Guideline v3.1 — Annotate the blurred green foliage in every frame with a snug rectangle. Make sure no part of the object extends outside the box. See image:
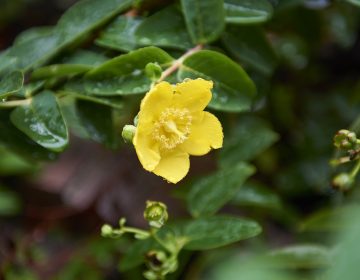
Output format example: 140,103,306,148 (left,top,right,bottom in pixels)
1,0,360,279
